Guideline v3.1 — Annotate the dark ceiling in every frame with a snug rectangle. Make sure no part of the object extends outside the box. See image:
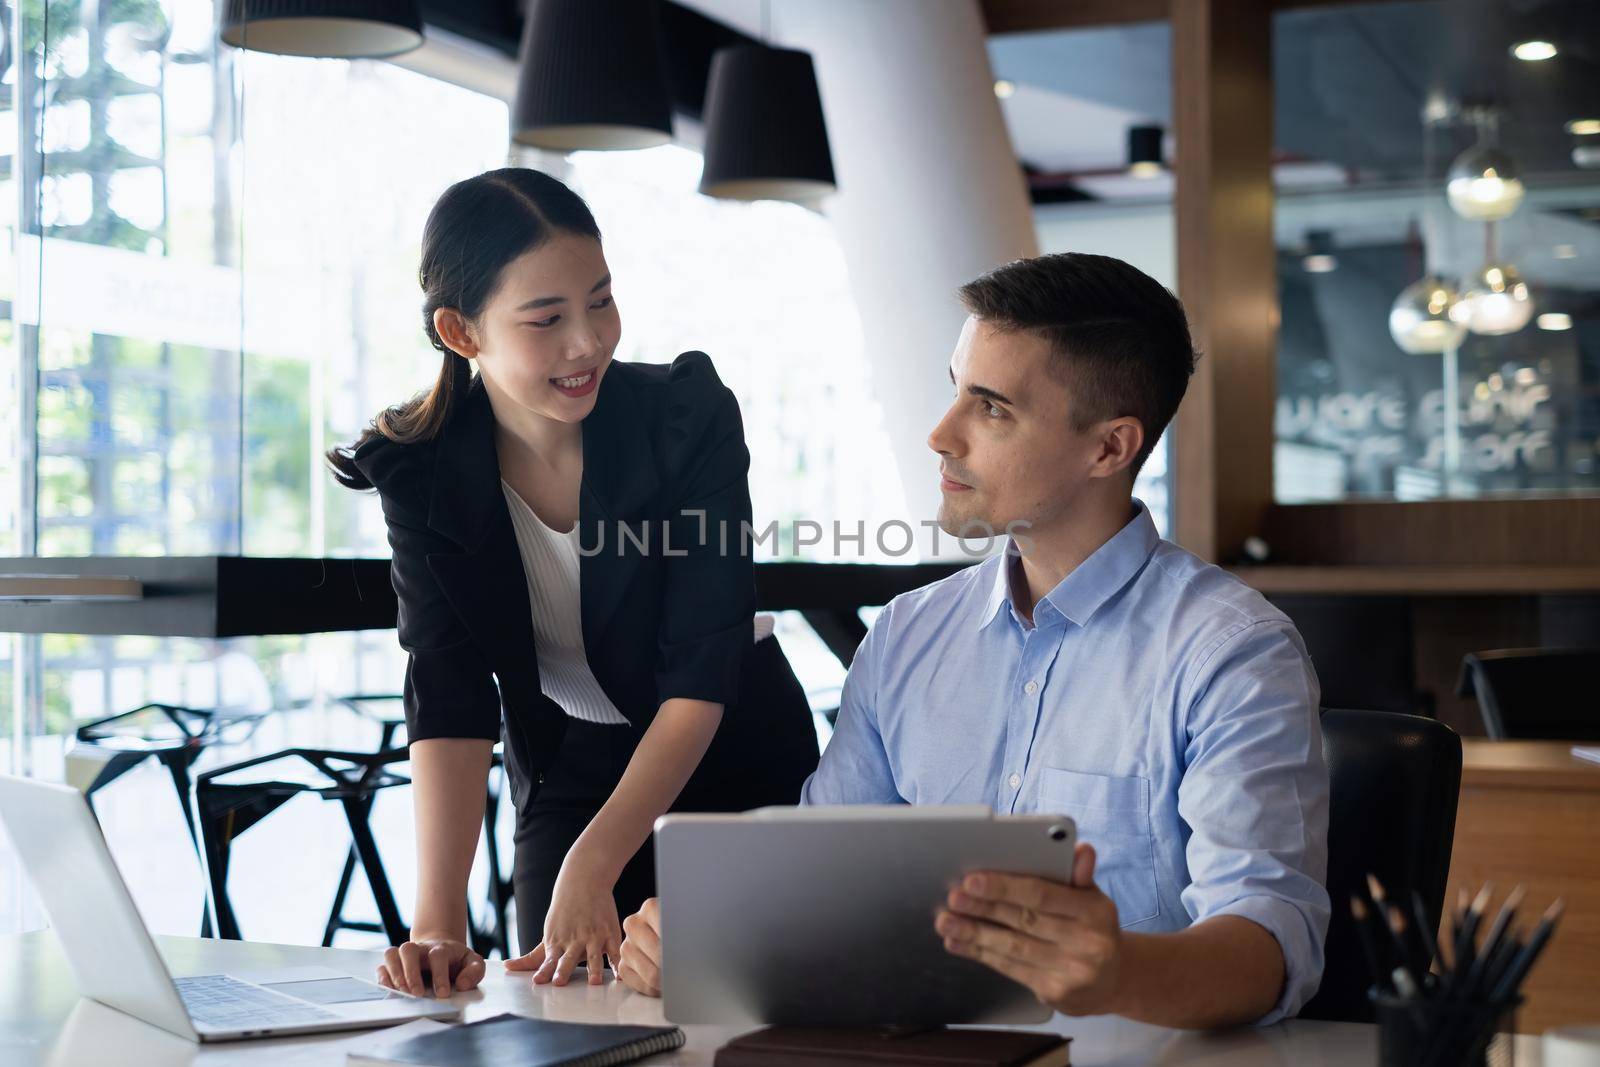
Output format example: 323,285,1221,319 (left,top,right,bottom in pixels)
989,0,1600,186
422,1,1600,196
418,0,756,122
